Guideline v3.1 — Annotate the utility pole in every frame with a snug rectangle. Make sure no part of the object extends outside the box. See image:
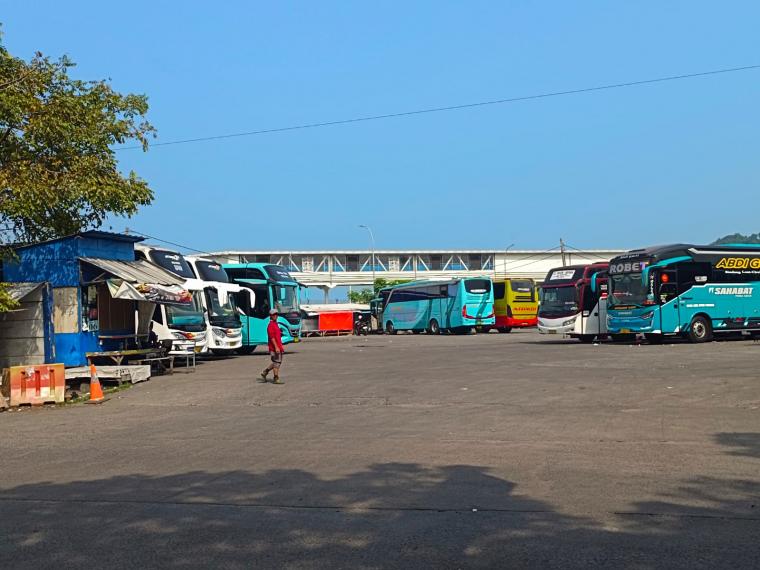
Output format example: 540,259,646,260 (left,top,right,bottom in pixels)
560,238,567,266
